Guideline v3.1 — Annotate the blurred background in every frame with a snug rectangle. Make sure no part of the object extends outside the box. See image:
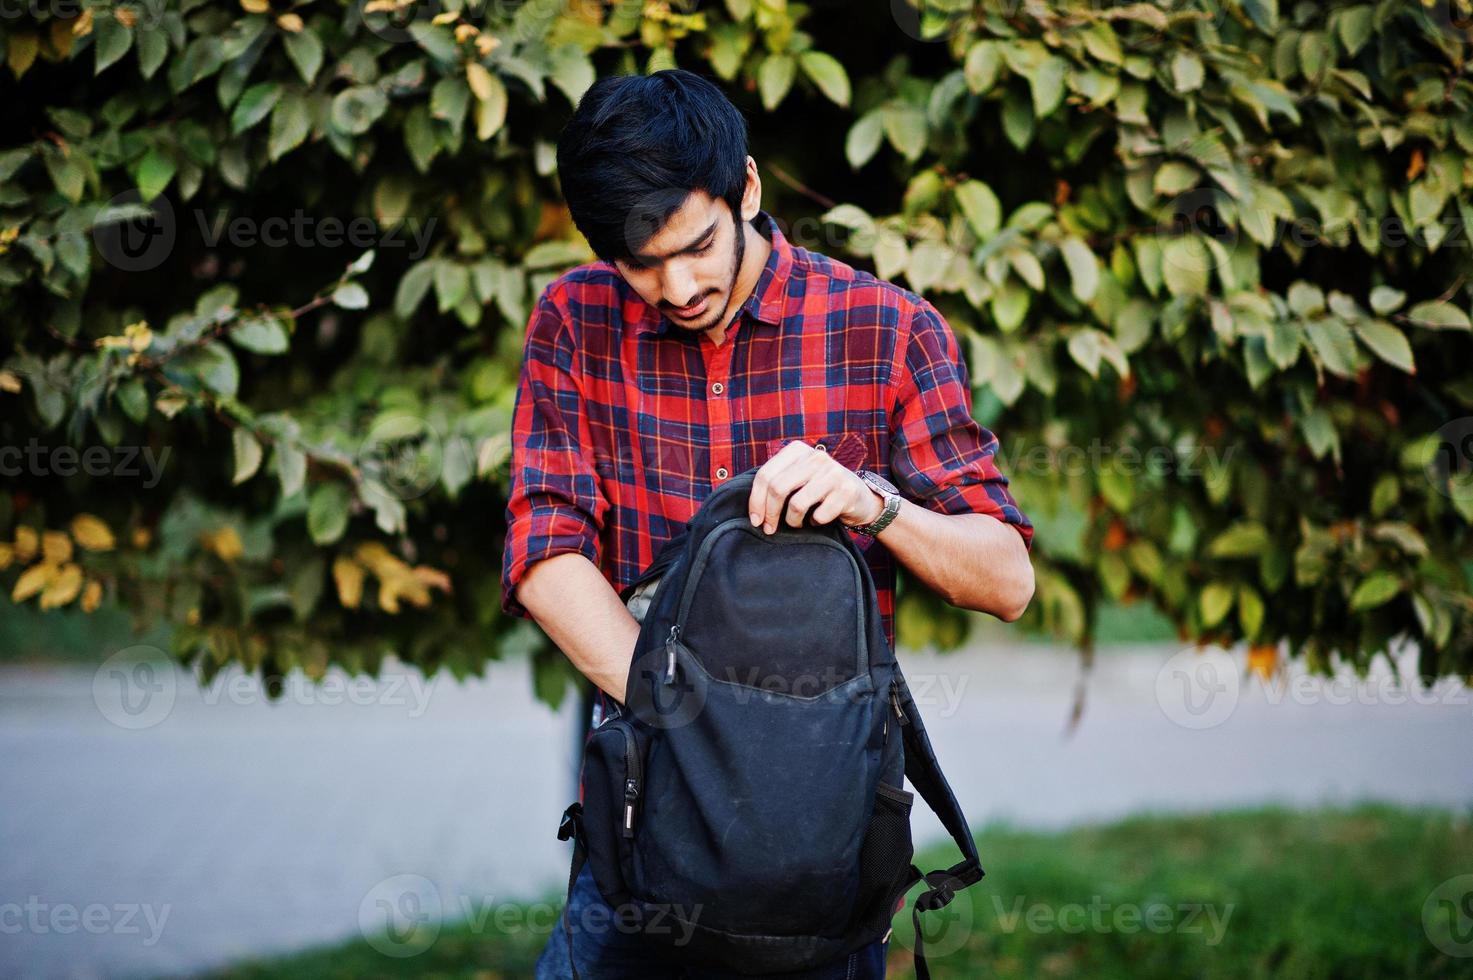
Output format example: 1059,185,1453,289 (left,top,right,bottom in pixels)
2,0,1472,977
